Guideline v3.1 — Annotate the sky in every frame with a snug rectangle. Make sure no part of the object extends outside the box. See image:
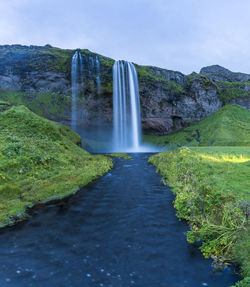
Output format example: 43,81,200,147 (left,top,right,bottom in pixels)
0,0,249,74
